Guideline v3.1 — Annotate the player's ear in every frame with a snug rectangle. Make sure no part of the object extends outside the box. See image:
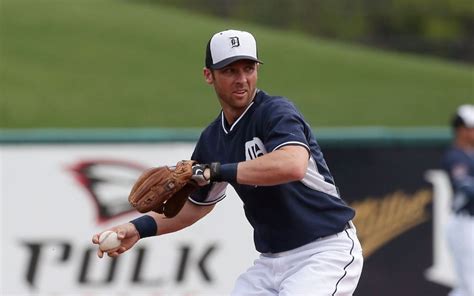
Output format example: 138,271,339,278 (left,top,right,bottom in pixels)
203,68,214,85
